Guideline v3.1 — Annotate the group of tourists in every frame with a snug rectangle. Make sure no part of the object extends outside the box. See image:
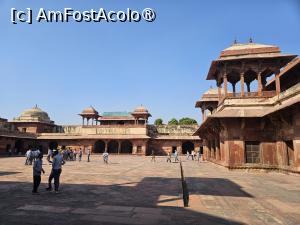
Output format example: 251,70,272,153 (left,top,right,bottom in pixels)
25,149,41,165
27,147,111,194
150,149,203,163
186,150,202,161
166,150,180,163
32,149,65,194
54,148,82,161
27,146,203,194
